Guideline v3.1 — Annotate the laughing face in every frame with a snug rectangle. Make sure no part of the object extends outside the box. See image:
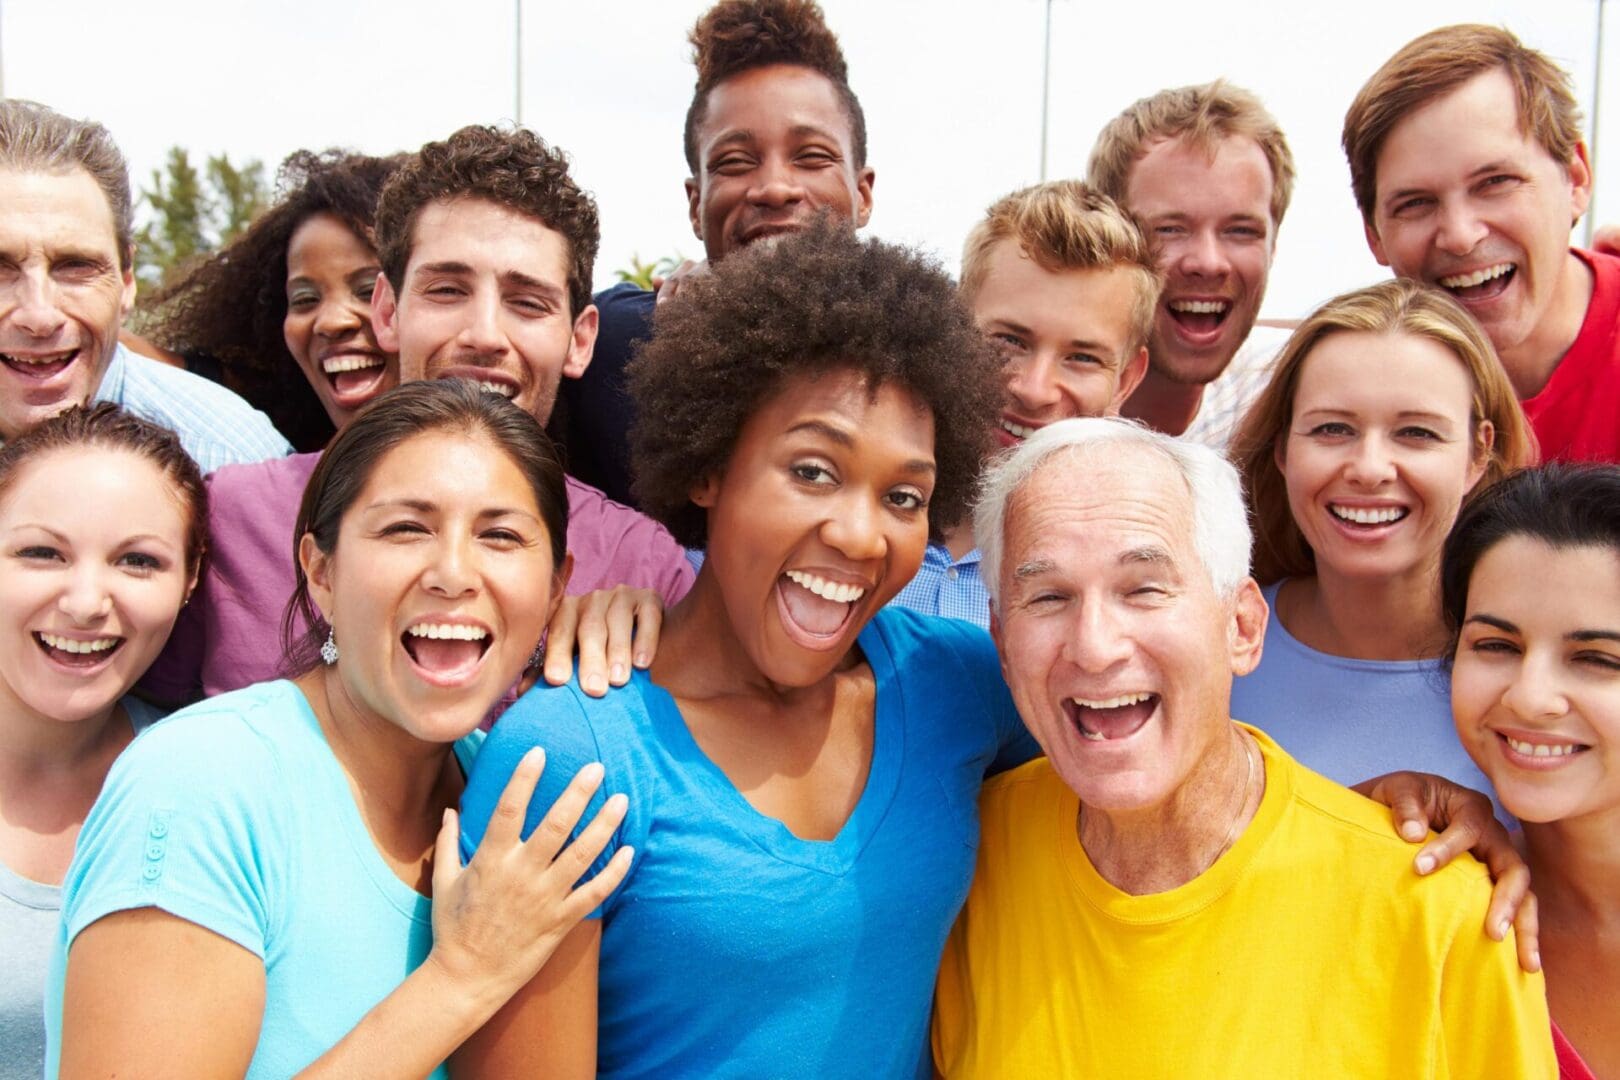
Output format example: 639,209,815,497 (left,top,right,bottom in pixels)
1278,330,1489,586
1124,135,1275,387
990,448,1266,810
1366,70,1592,384
971,239,1149,448
0,168,135,441
376,197,597,425
302,428,562,743
284,213,397,427
1452,537,1620,825
0,447,193,724
694,368,934,689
